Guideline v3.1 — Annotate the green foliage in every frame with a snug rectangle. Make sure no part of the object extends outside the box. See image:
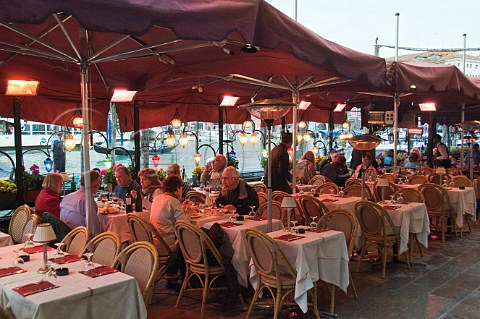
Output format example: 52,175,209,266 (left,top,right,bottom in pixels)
23,172,44,191
228,154,239,169
450,146,461,159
